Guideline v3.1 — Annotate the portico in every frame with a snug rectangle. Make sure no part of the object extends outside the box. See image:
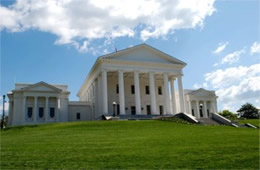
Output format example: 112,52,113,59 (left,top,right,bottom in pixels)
185,88,218,118
78,44,188,117
98,70,185,116
7,81,70,126
22,95,60,122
